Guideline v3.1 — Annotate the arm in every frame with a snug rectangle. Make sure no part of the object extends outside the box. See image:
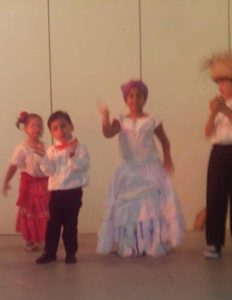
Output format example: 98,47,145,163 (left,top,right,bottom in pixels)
218,103,232,121
37,155,56,176
205,111,217,138
155,124,174,175
69,144,90,172
205,96,226,138
2,164,18,196
97,104,120,138
33,146,56,176
33,144,56,176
